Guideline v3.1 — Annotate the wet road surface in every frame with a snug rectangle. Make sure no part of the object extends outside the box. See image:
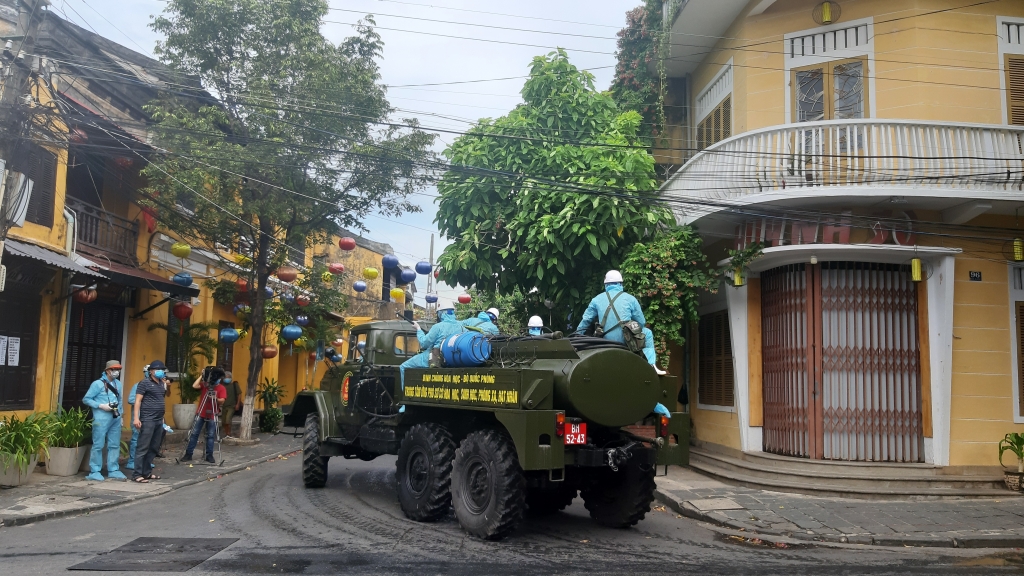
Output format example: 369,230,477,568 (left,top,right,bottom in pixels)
2,454,1021,575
